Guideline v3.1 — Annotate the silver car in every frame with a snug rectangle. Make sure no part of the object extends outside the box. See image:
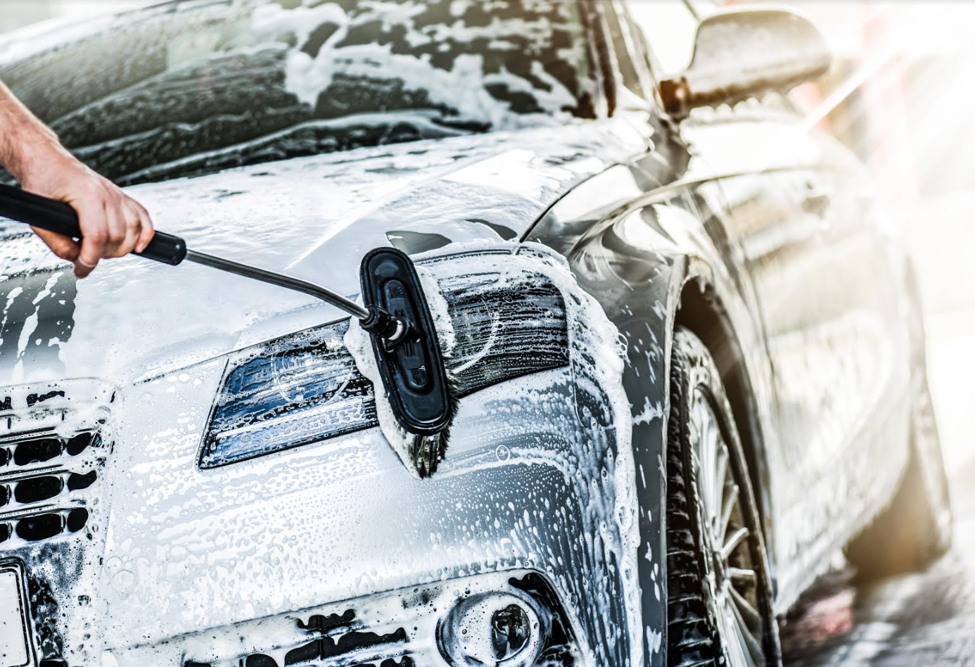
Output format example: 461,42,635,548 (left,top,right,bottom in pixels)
0,2,951,667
